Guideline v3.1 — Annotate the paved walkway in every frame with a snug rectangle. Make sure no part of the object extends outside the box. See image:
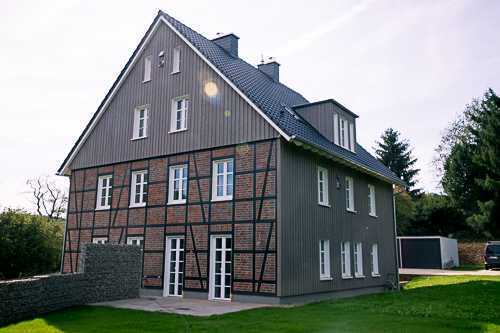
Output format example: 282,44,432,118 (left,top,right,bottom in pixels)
93,297,271,316
399,268,500,276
